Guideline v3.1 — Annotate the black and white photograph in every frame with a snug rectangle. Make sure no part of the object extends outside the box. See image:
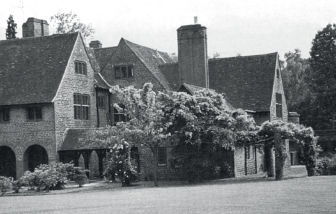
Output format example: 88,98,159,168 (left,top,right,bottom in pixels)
1,0,336,213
